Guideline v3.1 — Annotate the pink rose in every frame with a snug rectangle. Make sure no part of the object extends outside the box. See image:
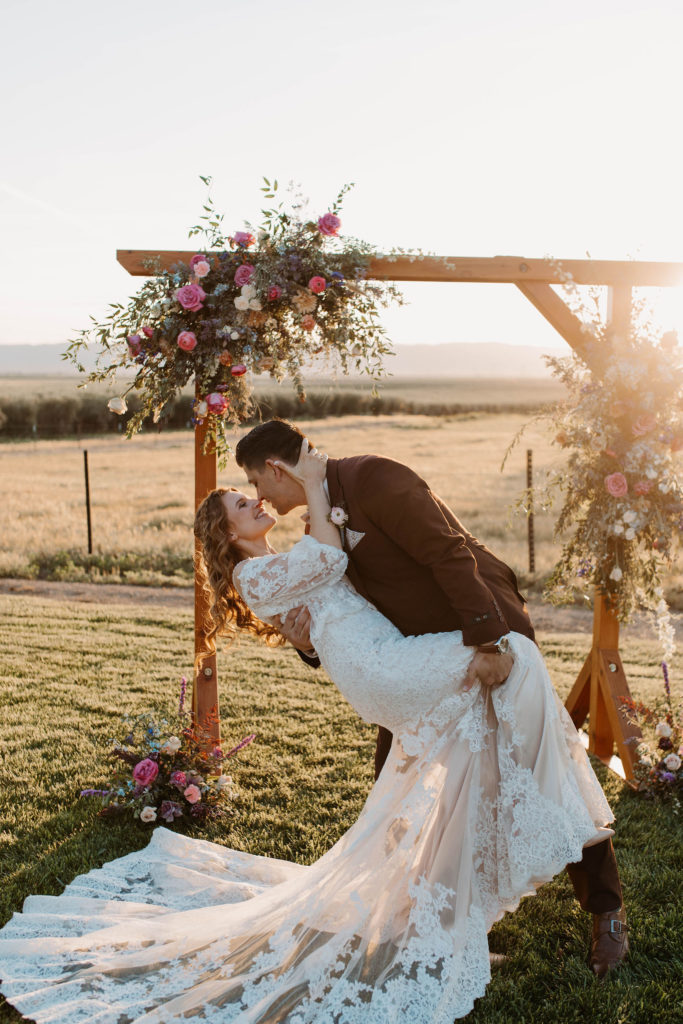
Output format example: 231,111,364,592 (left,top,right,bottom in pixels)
127,334,142,356
301,314,316,331
632,413,657,437
309,276,326,294
232,231,255,248
175,282,206,311
317,212,341,236
230,363,247,377
206,392,228,415
132,758,159,787
183,784,201,804
634,479,654,495
141,326,154,339
193,260,210,279
234,264,255,287
177,331,198,352
605,472,628,497
170,770,187,789
189,253,208,269
268,285,283,301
